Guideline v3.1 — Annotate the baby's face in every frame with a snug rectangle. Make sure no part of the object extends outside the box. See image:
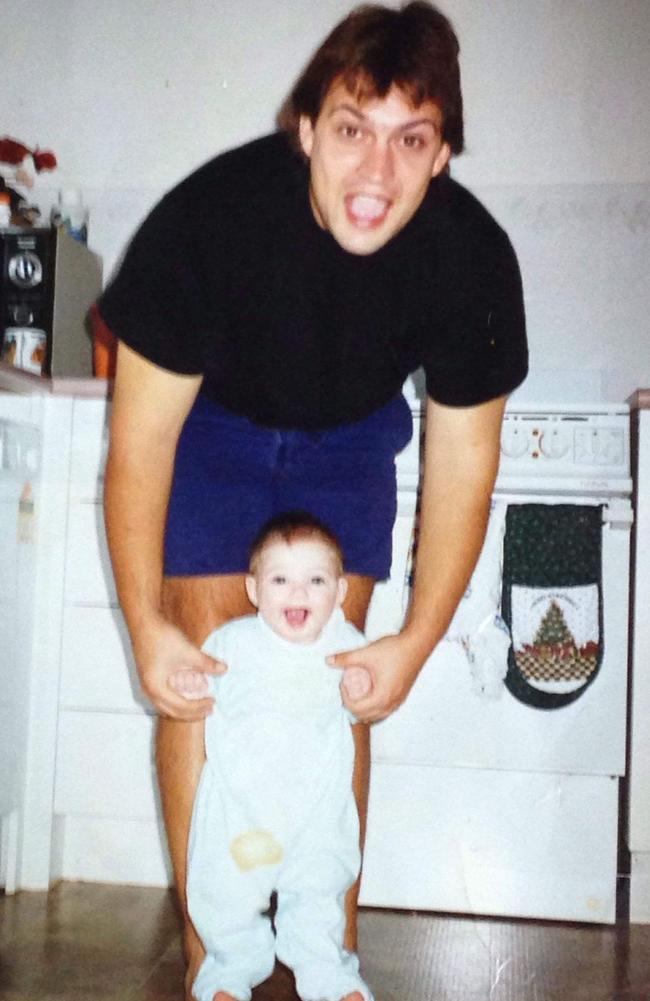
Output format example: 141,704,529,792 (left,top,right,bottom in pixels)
246,538,347,644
